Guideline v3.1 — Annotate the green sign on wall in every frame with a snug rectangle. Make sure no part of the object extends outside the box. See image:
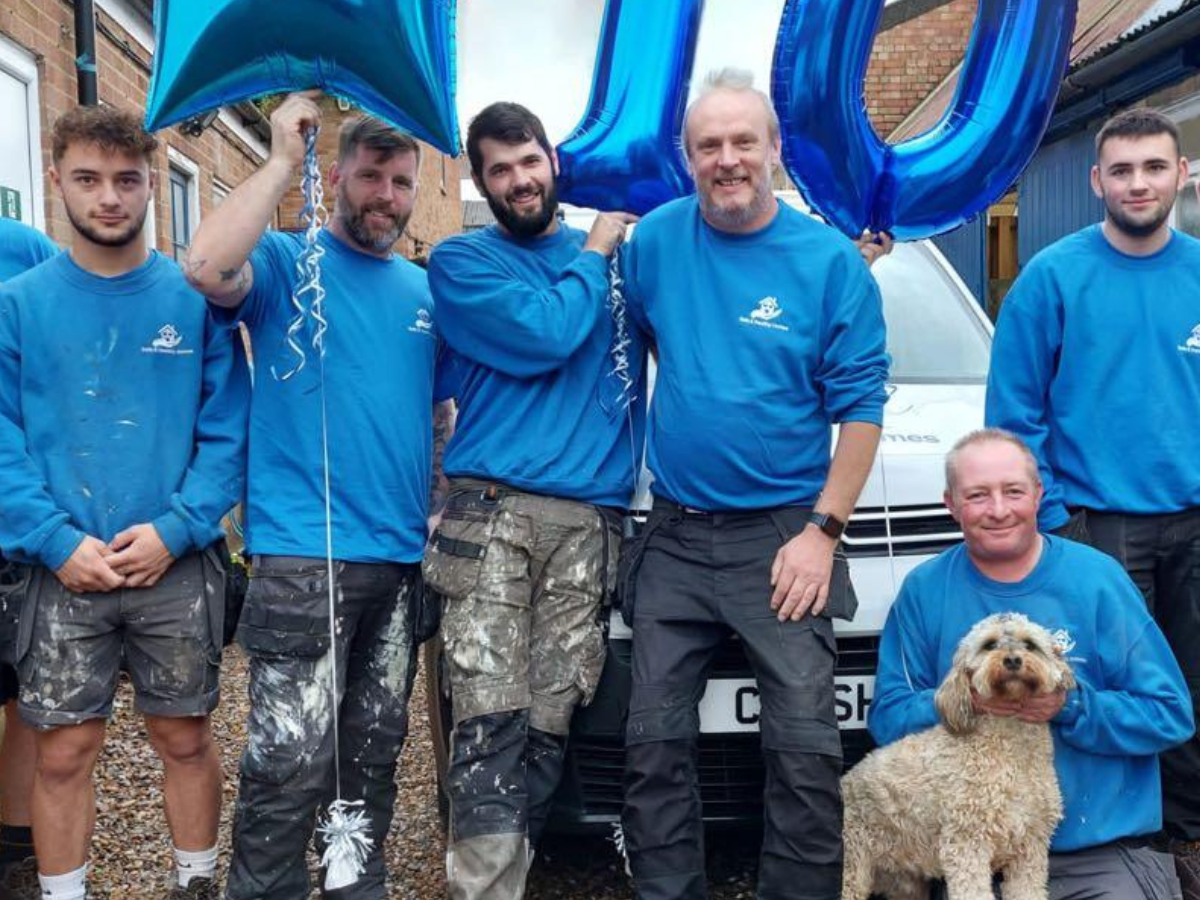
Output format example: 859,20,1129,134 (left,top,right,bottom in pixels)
0,187,21,221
